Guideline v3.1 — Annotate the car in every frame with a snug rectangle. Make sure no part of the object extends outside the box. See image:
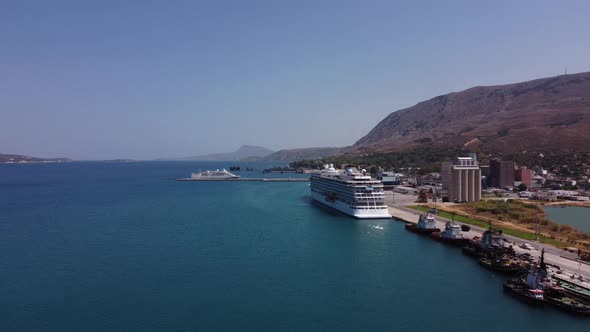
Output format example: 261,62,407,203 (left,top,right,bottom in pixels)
520,243,534,250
